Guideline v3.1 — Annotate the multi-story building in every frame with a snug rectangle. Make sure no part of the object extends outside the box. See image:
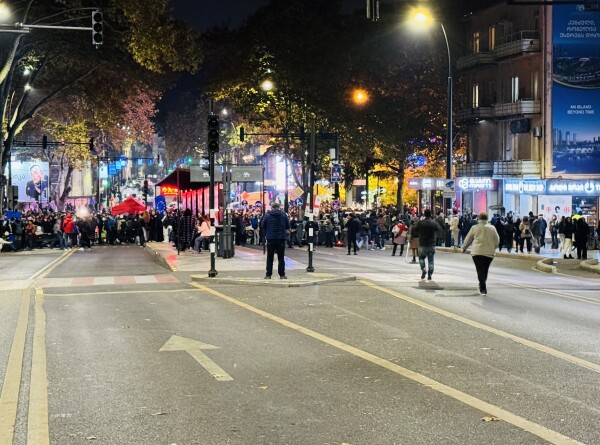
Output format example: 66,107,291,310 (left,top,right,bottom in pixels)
456,0,600,230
